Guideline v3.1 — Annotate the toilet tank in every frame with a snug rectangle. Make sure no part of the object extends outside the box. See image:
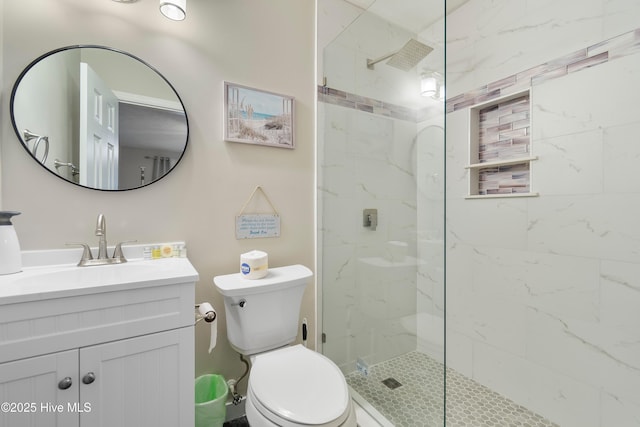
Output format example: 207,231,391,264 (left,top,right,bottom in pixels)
213,265,312,355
